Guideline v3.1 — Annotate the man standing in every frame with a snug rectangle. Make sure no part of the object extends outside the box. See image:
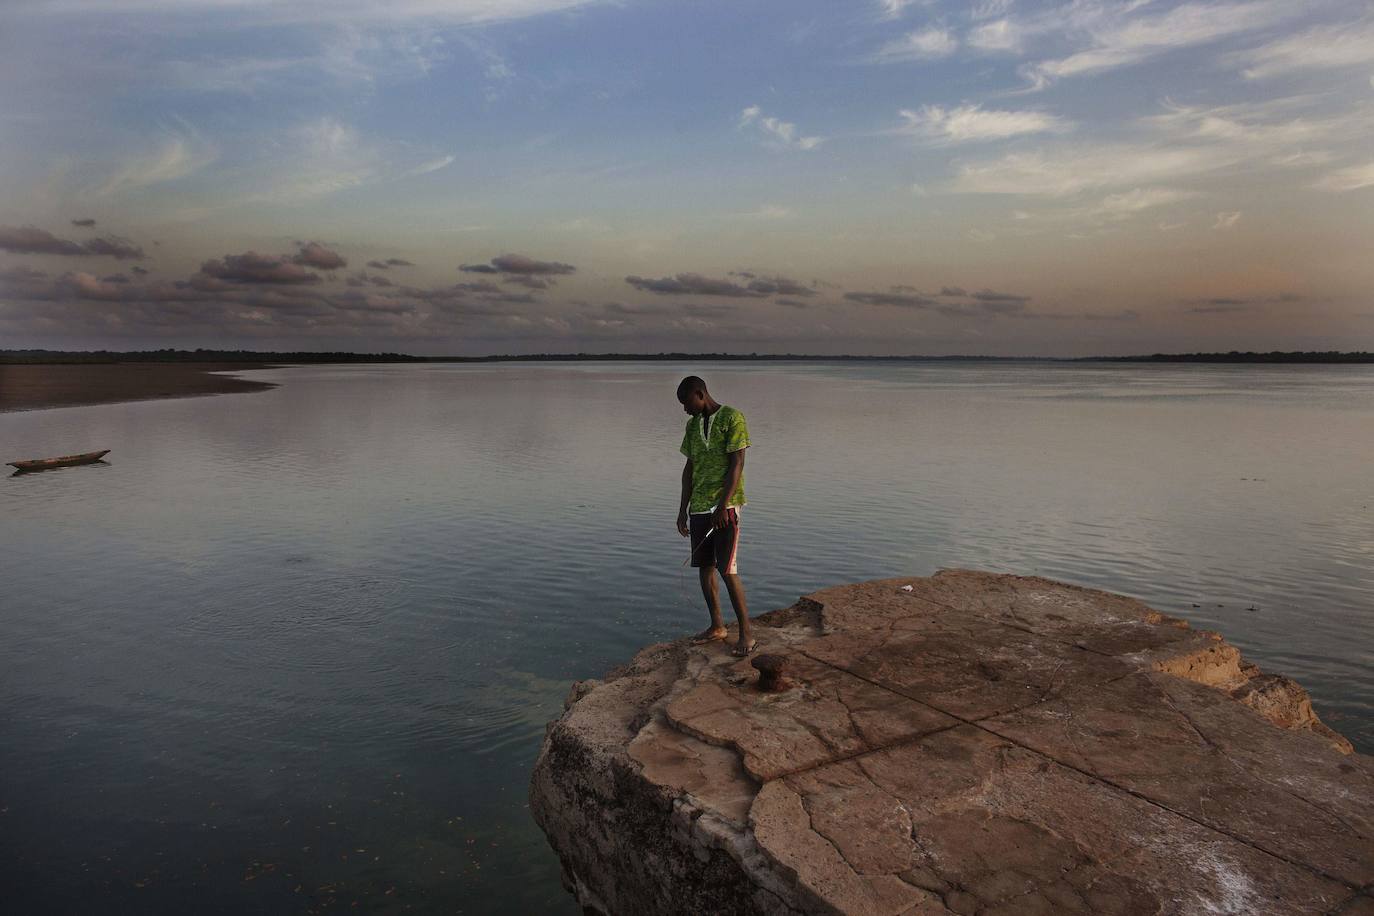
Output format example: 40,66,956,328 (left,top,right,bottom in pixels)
675,376,754,657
